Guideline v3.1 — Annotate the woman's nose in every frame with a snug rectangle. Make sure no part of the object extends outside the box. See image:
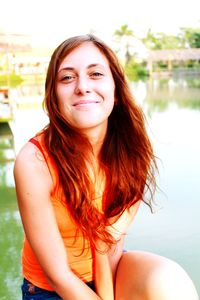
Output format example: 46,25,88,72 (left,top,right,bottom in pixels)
74,77,91,95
